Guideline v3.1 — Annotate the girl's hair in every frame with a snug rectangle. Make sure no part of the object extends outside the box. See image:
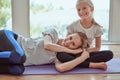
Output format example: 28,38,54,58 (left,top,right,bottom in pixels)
76,0,102,27
76,0,94,8
77,32,90,49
